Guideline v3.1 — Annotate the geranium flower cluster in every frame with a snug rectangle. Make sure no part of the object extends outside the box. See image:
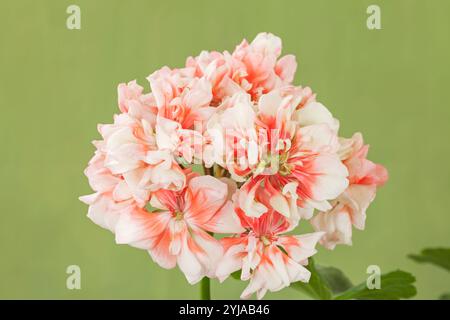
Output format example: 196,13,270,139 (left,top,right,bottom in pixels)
80,33,388,299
